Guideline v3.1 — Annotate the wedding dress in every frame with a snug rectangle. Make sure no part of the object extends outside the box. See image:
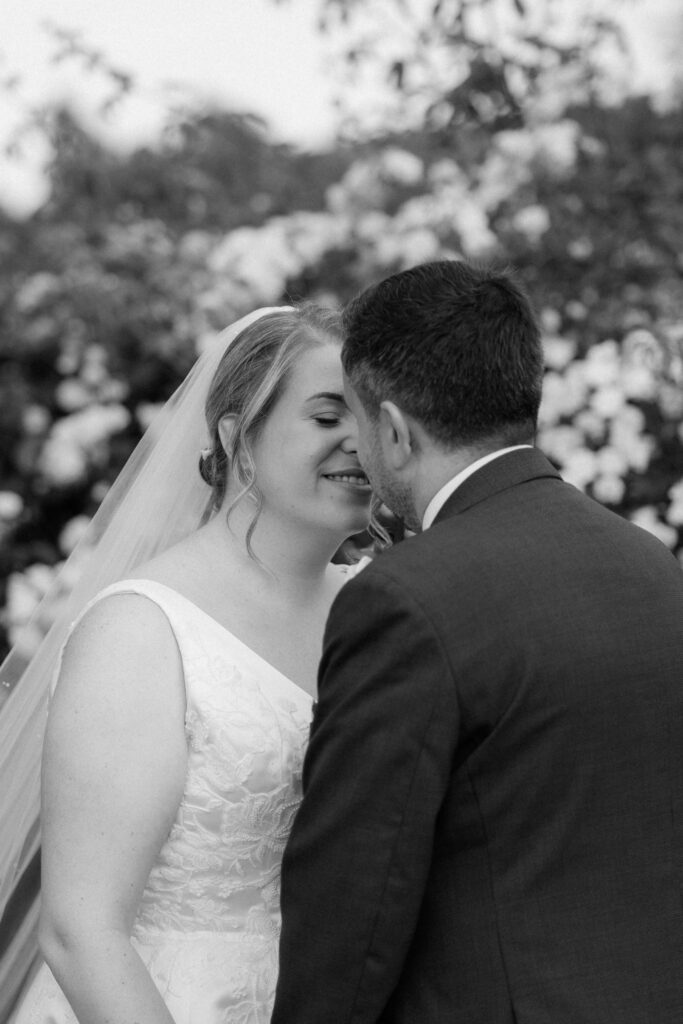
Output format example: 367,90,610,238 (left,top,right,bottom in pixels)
13,576,315,1024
